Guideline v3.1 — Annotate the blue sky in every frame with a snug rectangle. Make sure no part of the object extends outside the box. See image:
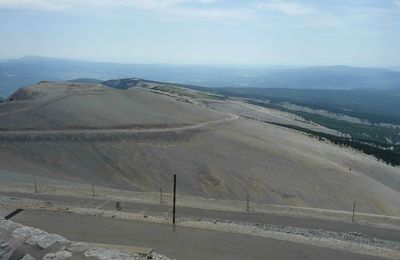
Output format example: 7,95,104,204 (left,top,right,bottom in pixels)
0,0,399,67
